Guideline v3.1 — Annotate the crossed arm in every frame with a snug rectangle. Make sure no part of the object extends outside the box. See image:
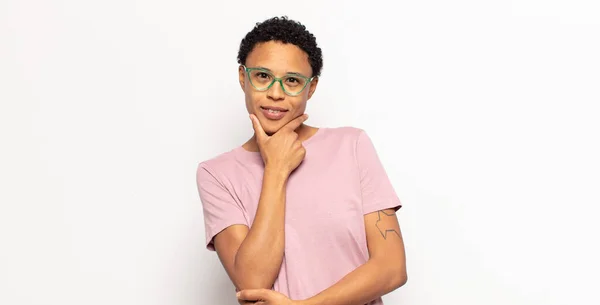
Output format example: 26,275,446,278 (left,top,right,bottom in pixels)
300,208,407,305
214,205,407,305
